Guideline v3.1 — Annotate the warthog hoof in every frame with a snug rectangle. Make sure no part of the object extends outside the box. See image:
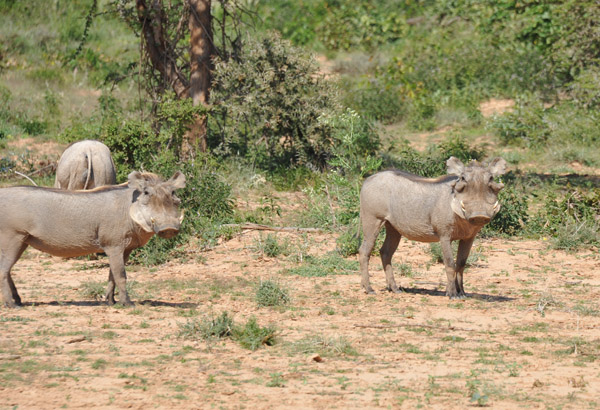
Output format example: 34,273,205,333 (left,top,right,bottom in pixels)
448,294,465,300
3,301,23,309
363,287,376,295
387,286,404,294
